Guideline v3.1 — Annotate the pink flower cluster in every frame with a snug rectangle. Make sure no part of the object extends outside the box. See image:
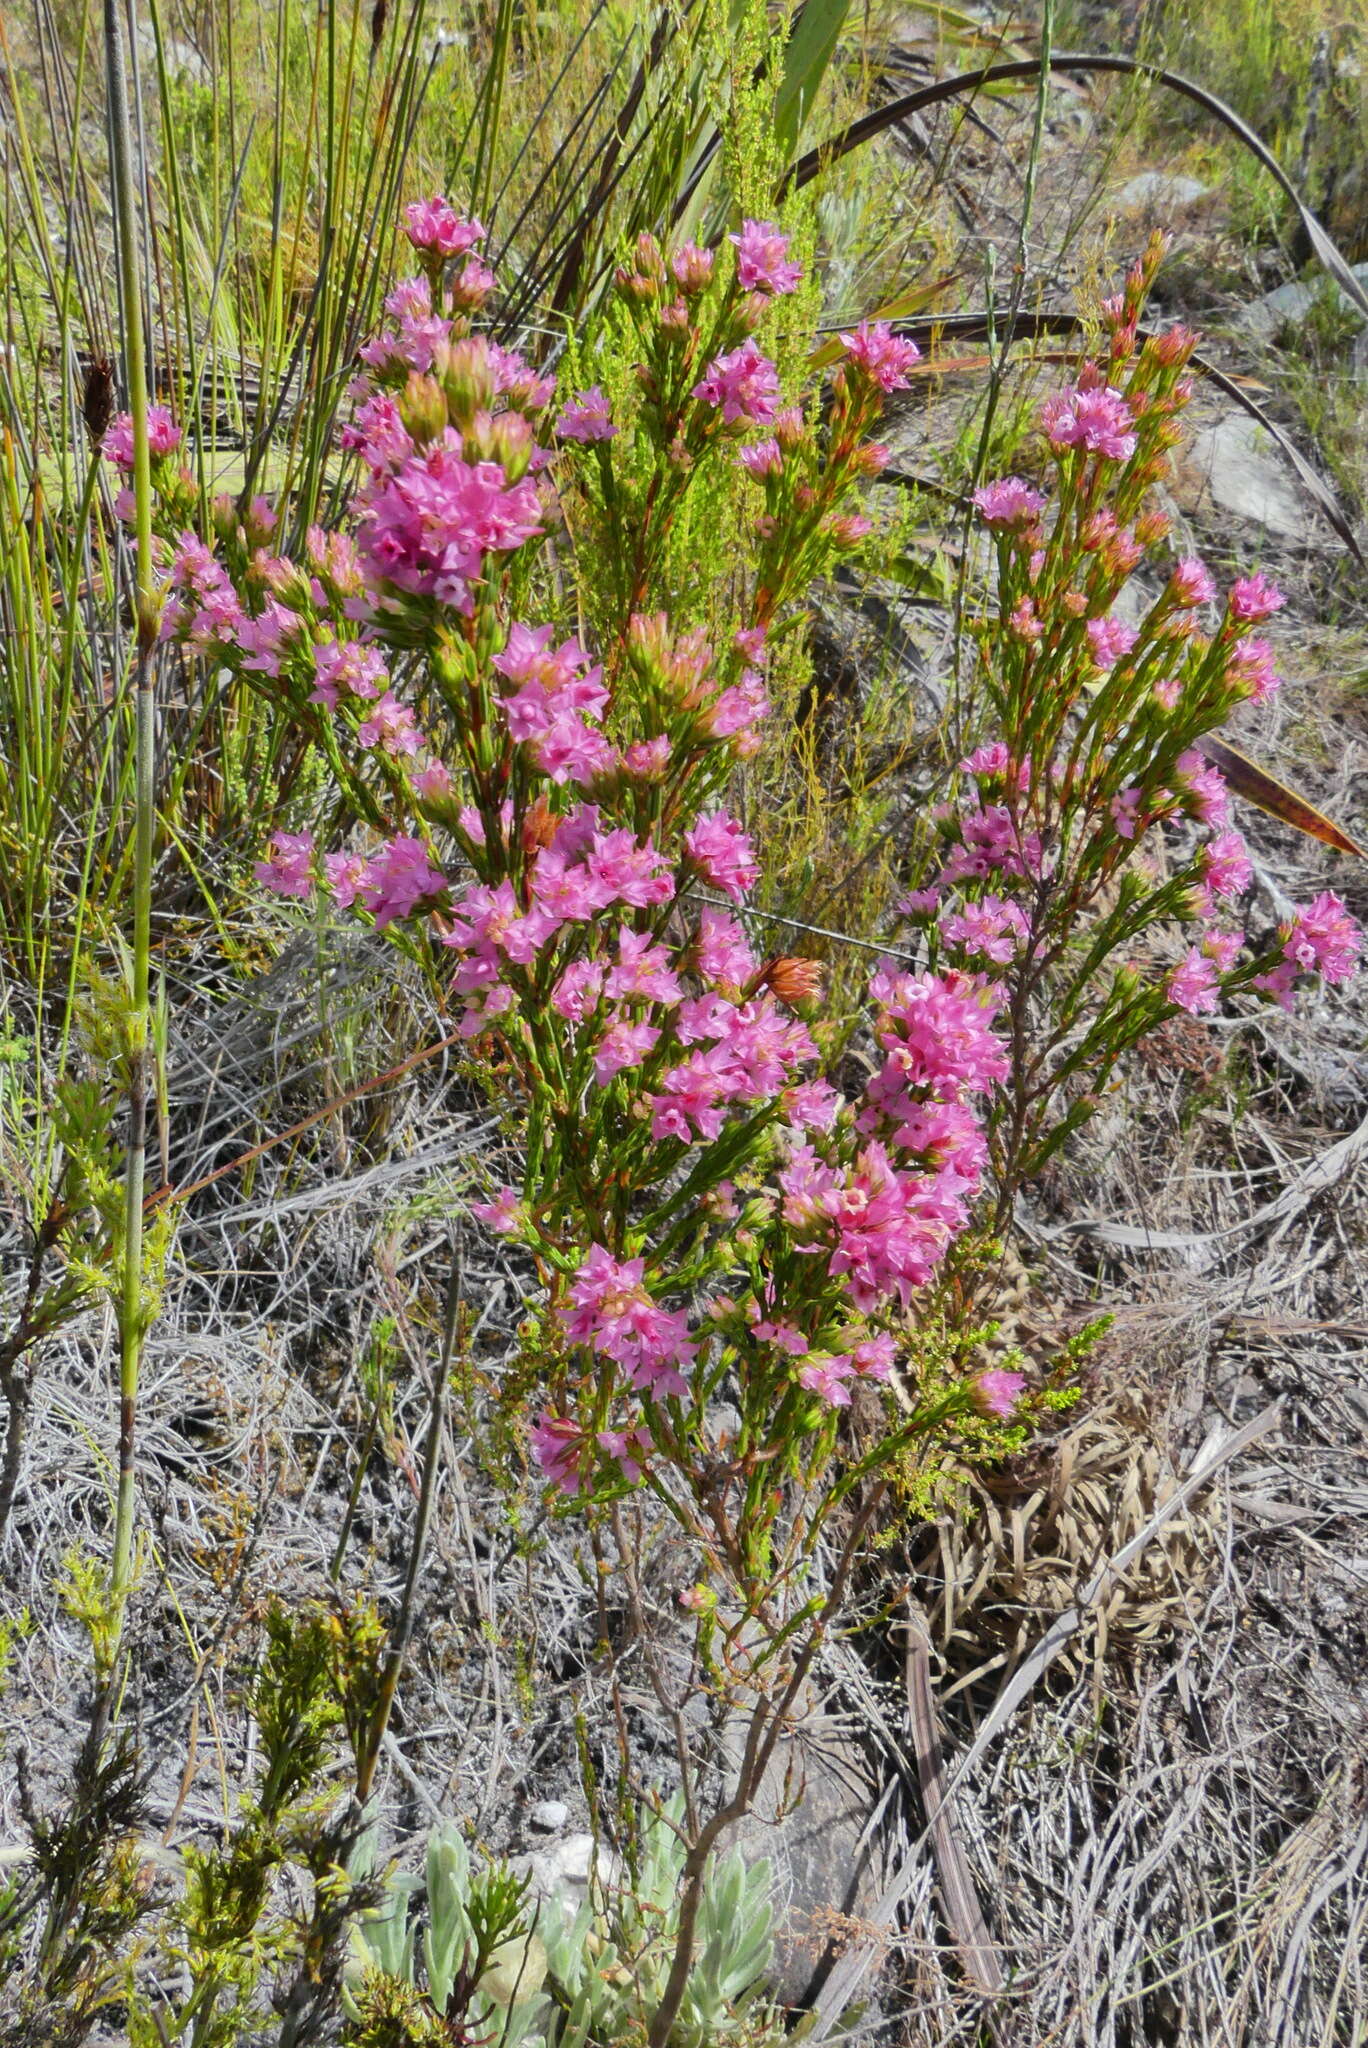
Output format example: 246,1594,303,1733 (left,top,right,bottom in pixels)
531,1414,651,1494
563,1245,695,1398
1039,382,1137,460
493,623,612,785
1251,890,1363,1007
683,810,759,900
160,534,246,648
357,443,543,612
402,197,485,259
838,322,921,393
692,338,781,425
104,405,183,472
761,970,1008,1318
940,894,1030,965
939,804,1044,886
310,640,389,708
556,386,617,442
973,477,1046,528
780,1139,969,1311
730,219,803,296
